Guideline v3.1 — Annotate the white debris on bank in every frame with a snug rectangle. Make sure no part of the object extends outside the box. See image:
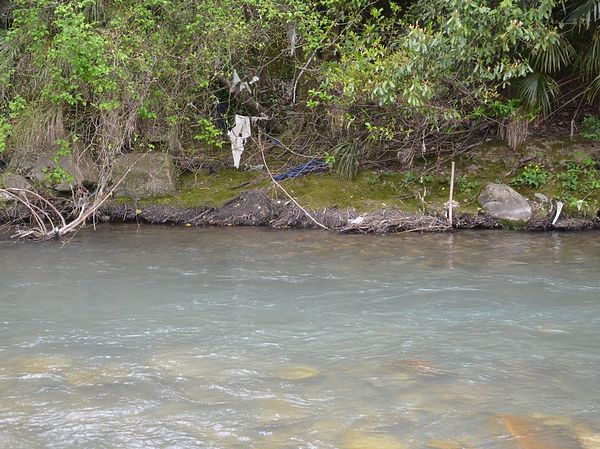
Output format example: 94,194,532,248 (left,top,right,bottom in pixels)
230,69,259,94
227,114,251,169
552,201,564,225
227,70,267,168
227,114,269,169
